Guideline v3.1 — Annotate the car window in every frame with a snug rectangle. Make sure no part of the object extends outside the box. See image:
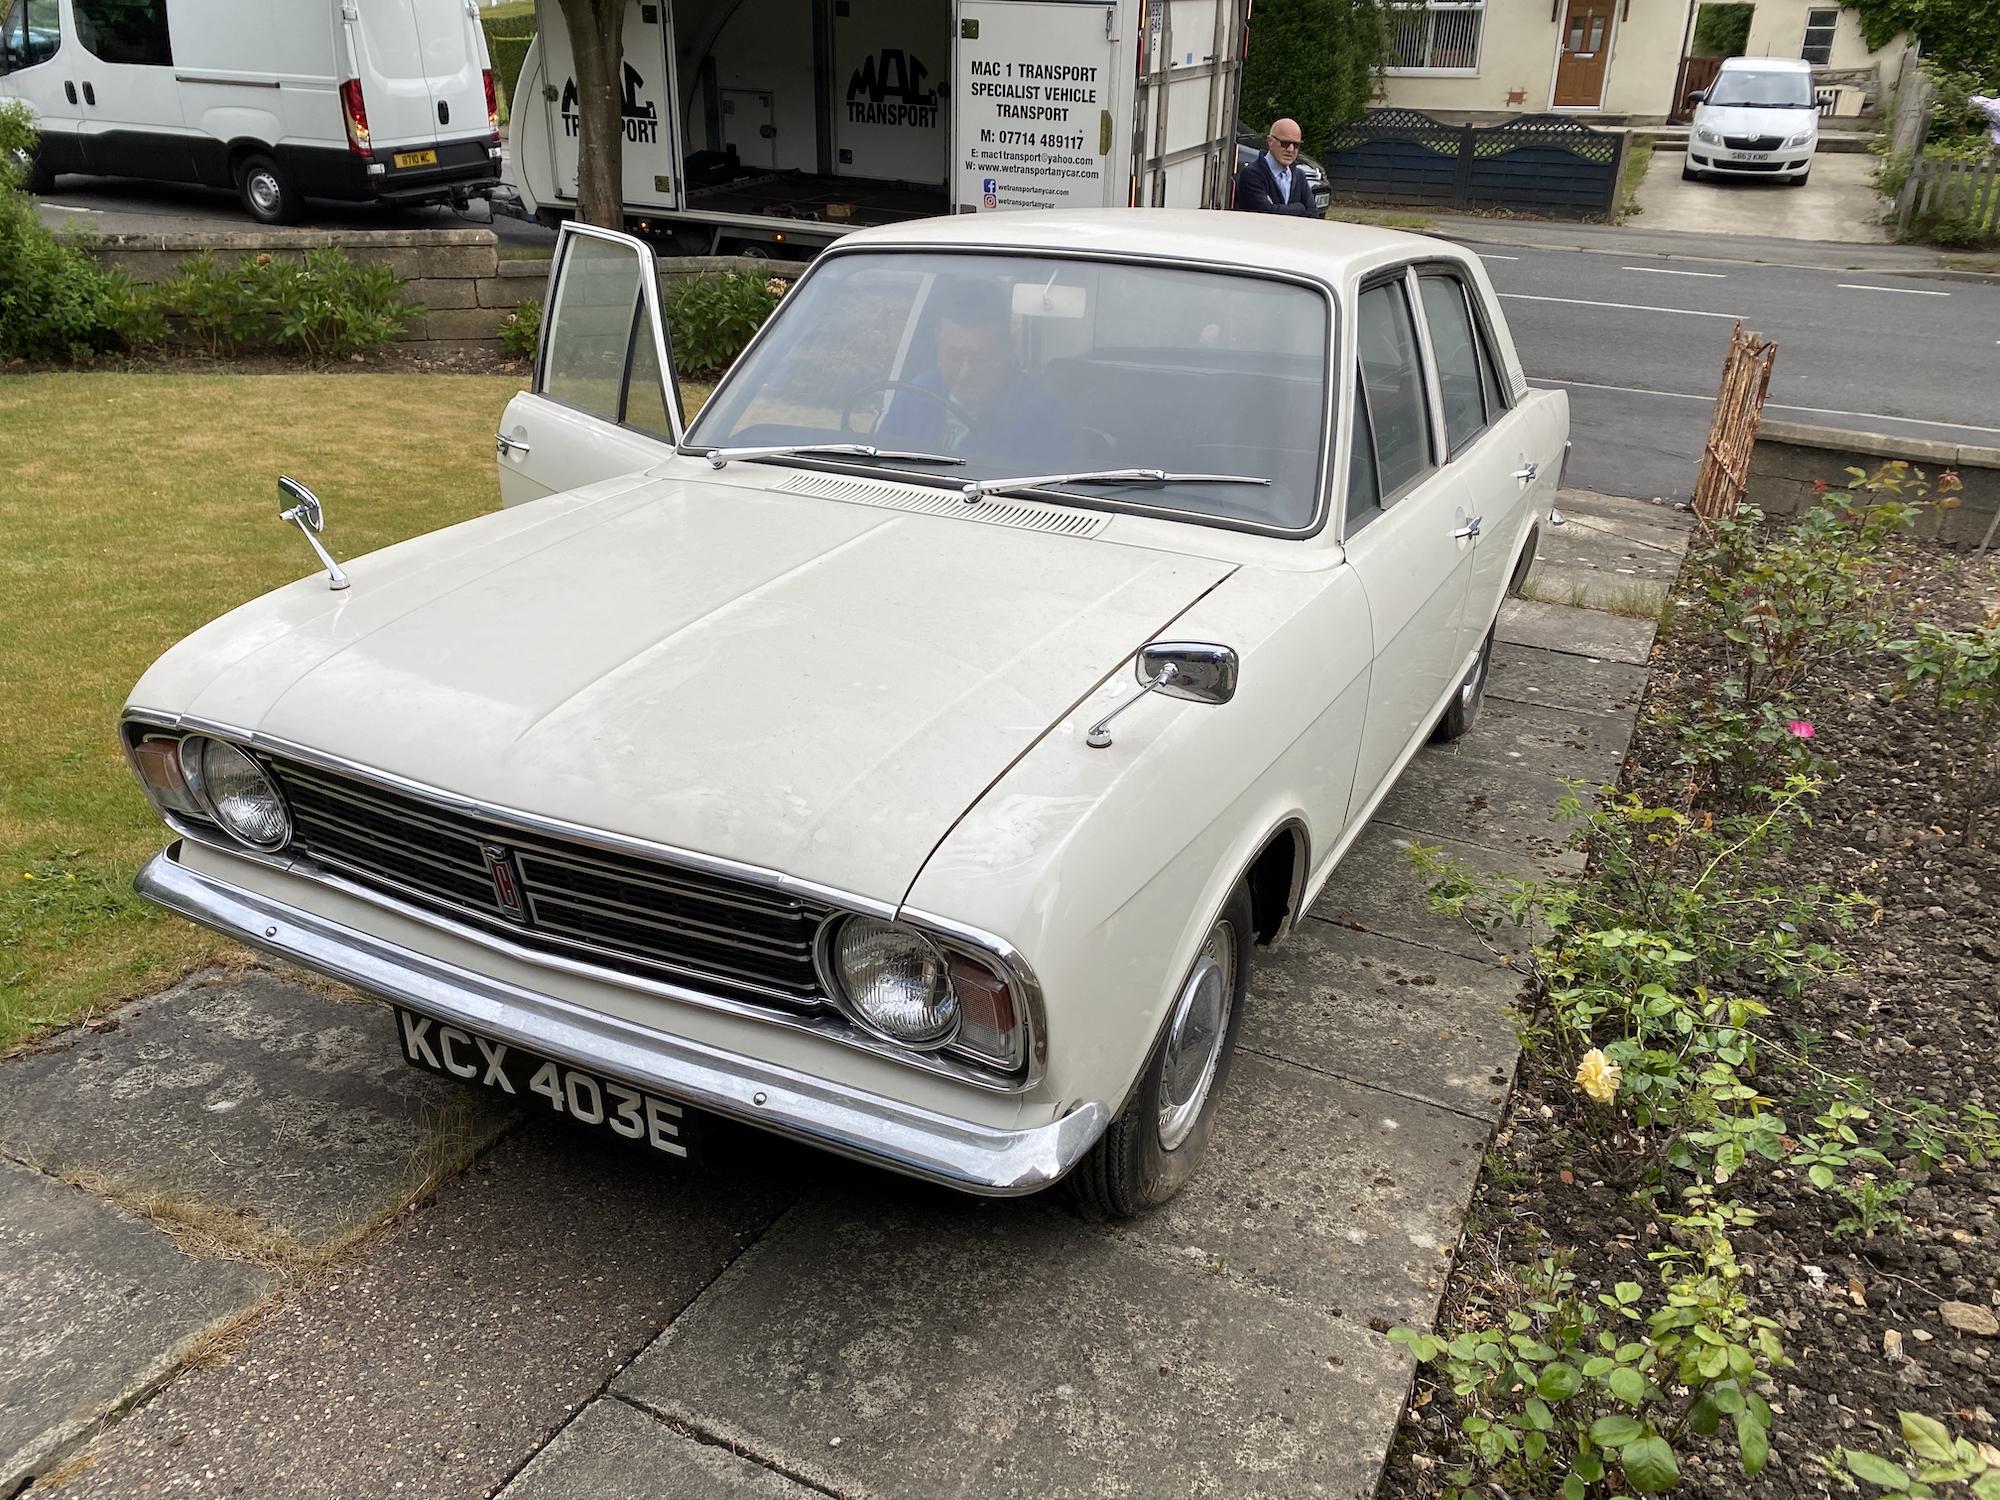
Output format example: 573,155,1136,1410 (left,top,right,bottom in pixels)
74,0,170,65
1418,274,1488,457
688,251,1332,533
1345,364,1382,532
540,234,673,435
0,0,61,71
1354,278,1432,501
1706,69,1813,107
